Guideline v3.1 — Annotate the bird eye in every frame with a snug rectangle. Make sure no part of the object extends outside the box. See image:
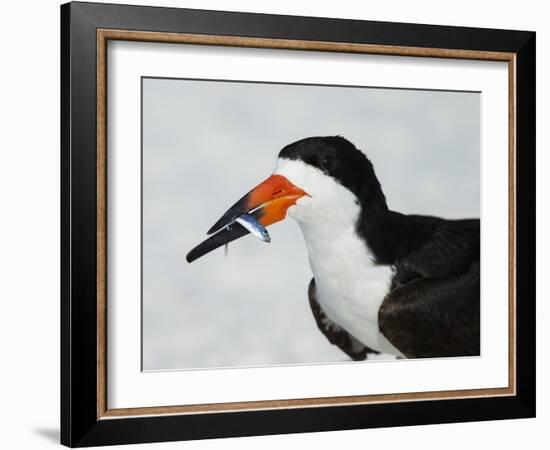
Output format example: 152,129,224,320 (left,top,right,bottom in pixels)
321,154,333,171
